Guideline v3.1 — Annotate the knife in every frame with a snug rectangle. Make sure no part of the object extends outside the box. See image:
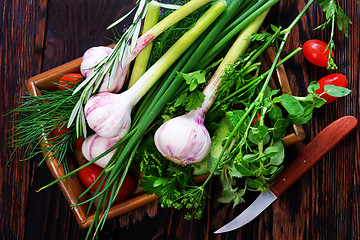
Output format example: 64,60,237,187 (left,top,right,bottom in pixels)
214,115,358,234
